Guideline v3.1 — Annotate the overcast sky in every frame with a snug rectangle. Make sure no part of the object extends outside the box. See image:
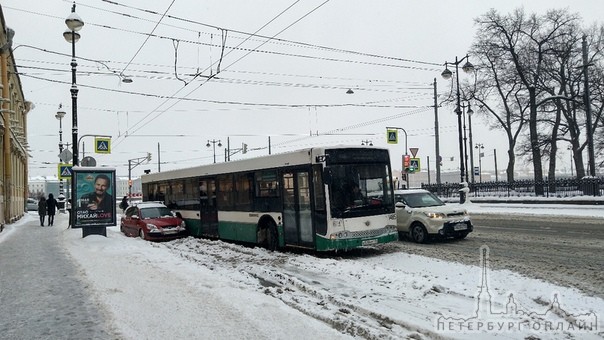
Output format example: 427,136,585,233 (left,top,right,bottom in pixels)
3,0,602,178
